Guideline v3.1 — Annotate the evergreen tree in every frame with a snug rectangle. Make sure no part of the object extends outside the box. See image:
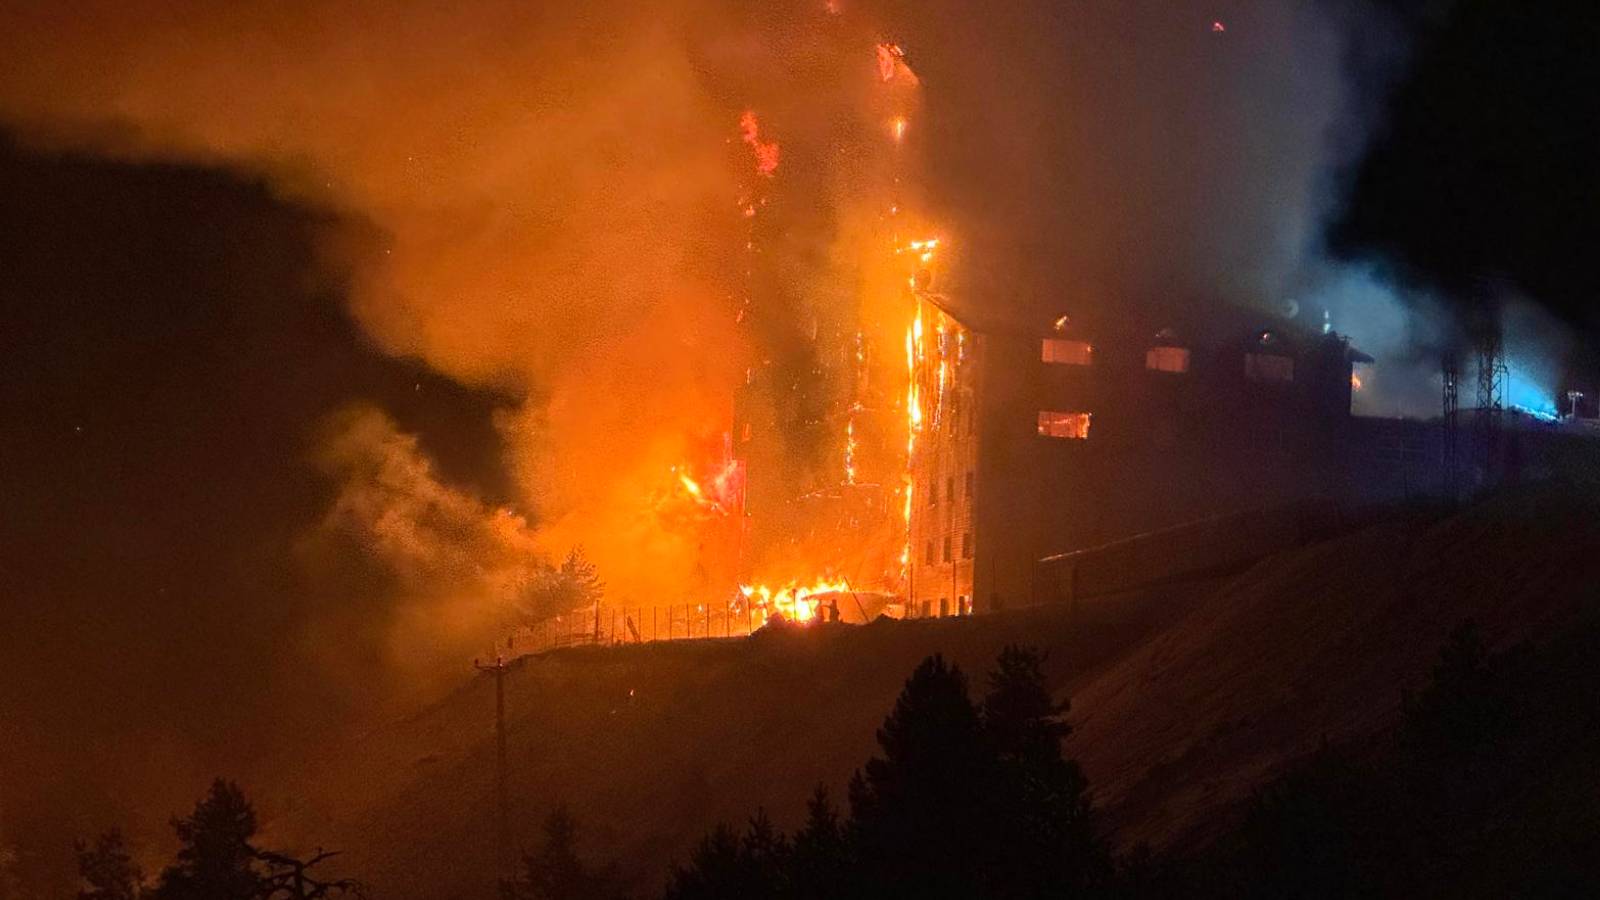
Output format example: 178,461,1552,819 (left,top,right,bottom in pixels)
75,830,144,900
150,779,264,900
506,805,614,900
981,645,1107,898
847,654,991,898
514,547,605,627
789,787,848,900
664,810,790,900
